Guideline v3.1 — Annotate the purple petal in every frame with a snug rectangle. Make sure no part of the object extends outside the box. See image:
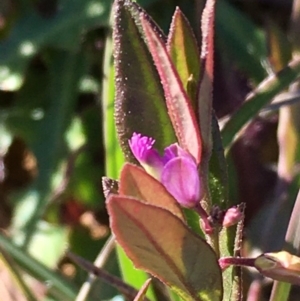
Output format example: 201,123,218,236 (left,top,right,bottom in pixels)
161,157,201,208
129,133,155,161
129,133,164,179
163,143,196,165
